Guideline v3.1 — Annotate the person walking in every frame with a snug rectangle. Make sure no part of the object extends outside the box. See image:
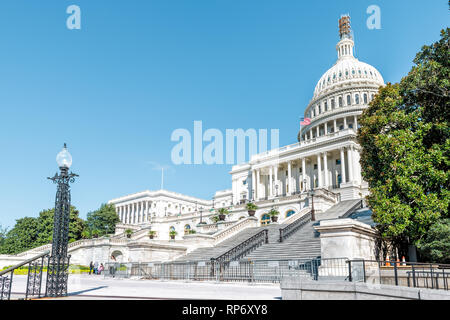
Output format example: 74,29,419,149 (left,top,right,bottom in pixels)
89,261,94,275
94,261,99,275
